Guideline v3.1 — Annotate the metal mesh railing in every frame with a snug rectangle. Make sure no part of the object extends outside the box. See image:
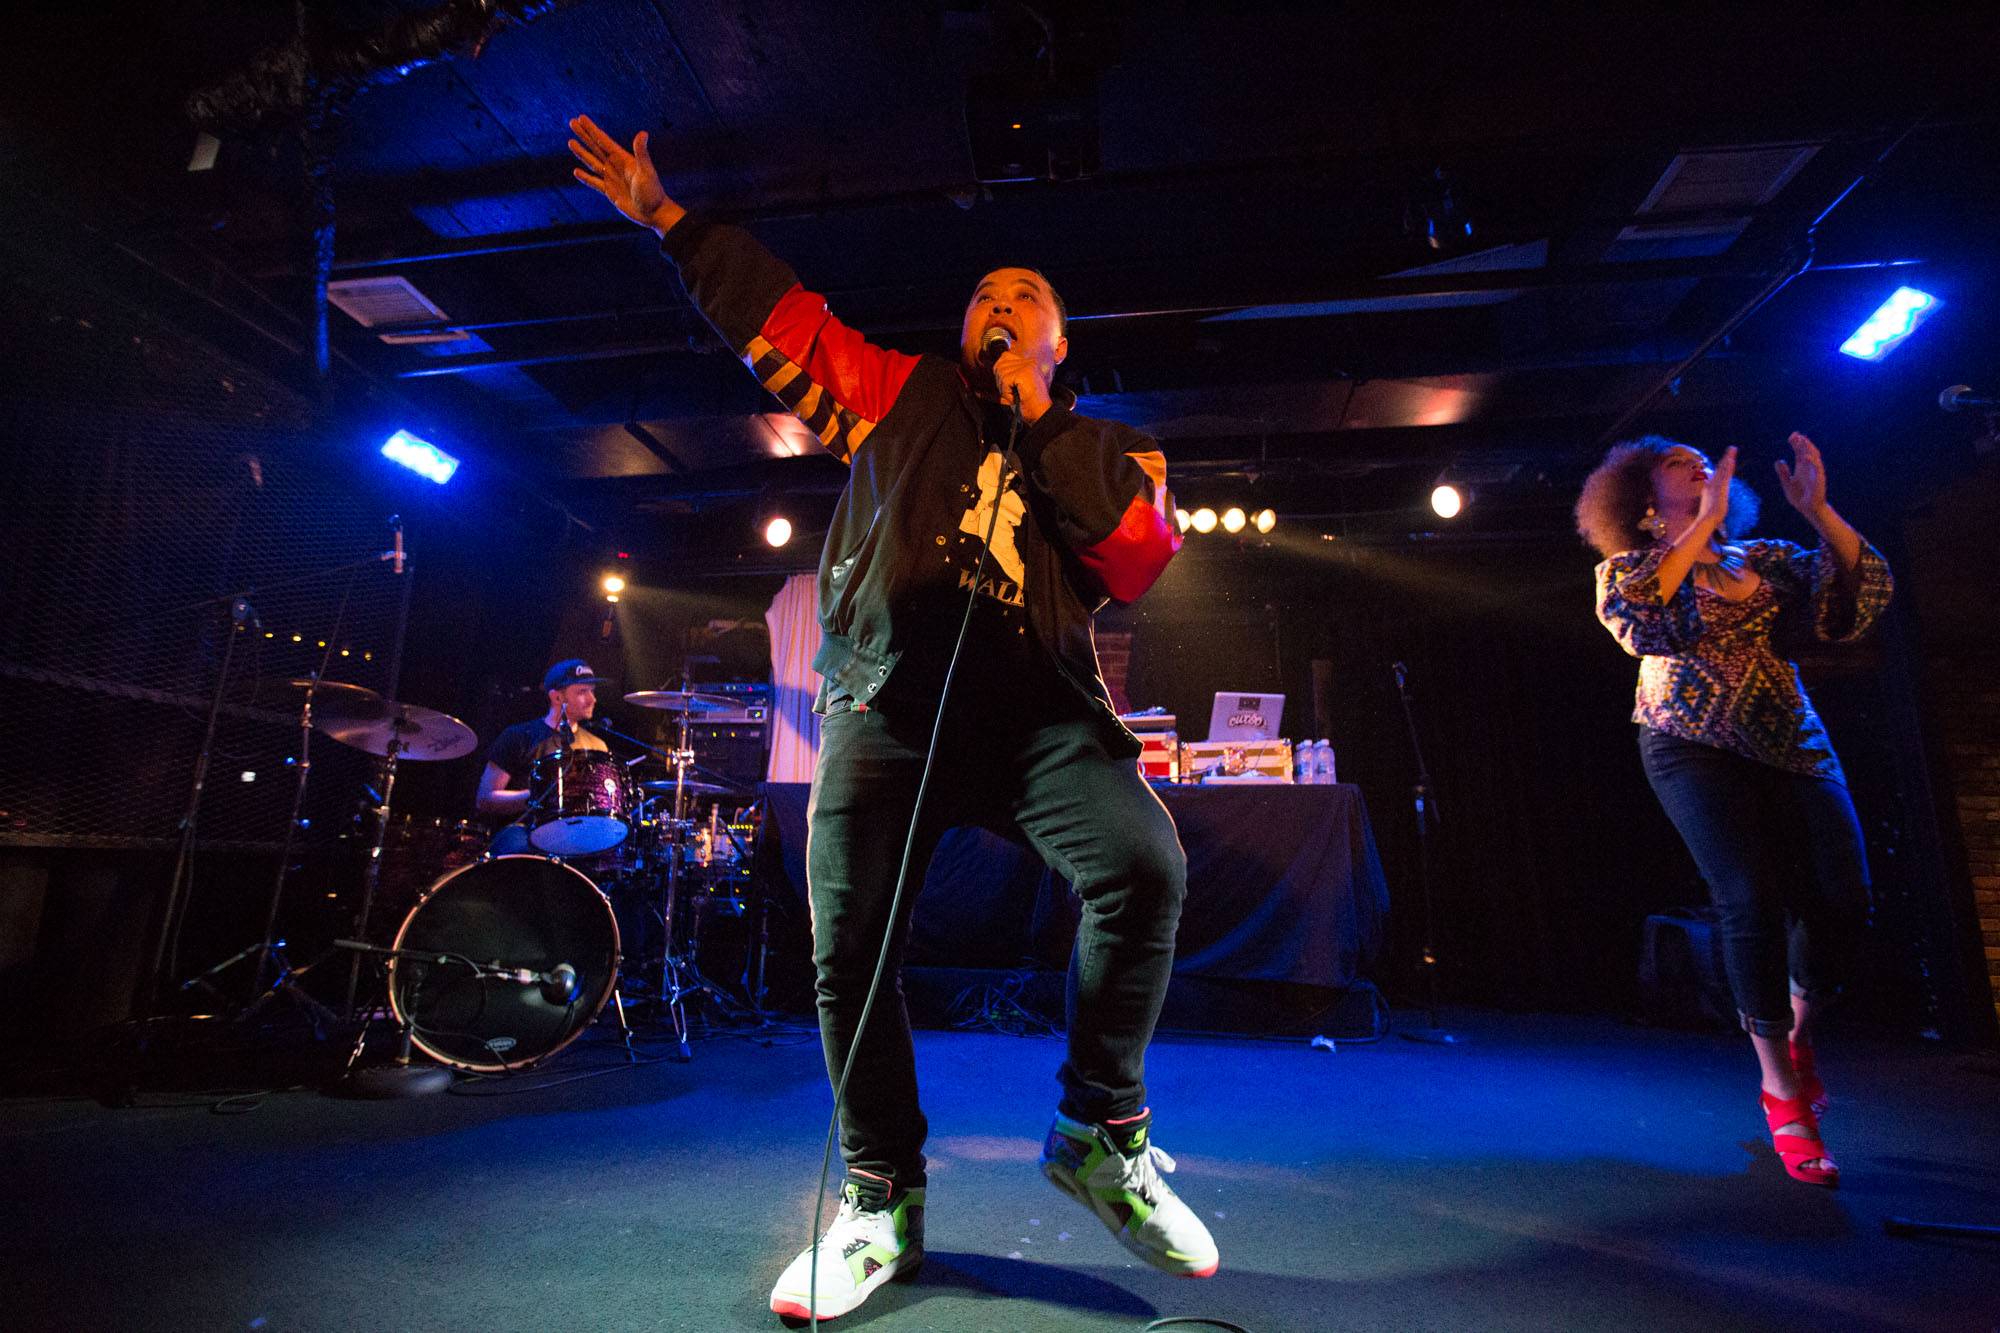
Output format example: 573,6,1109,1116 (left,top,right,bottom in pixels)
0,270,409,850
